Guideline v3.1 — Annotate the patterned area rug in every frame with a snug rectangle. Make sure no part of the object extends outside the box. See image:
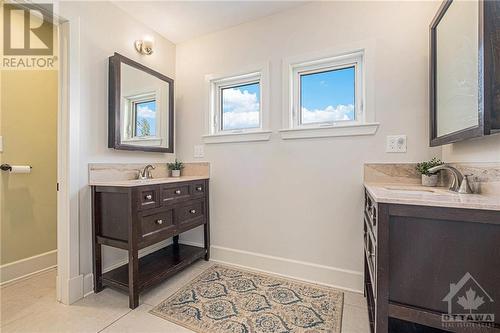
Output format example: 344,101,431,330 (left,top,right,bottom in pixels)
150,264,344,333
